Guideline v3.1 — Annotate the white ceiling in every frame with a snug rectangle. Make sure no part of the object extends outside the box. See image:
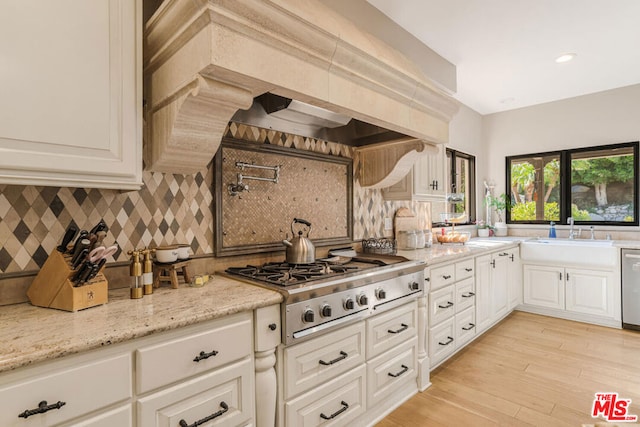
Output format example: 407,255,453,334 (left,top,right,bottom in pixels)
367,0,640,115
